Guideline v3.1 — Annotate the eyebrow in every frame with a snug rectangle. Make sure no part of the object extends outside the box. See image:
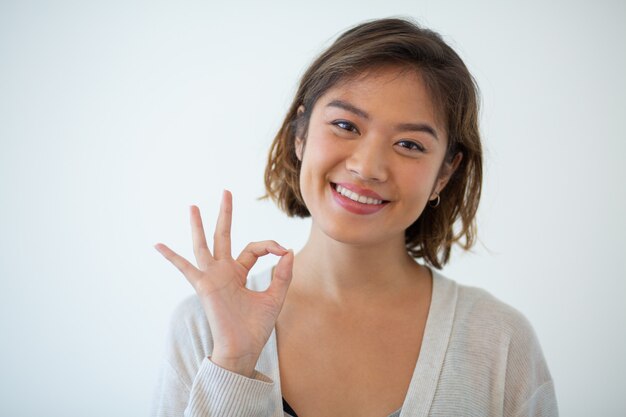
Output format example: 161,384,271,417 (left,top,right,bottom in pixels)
326,99,439,140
